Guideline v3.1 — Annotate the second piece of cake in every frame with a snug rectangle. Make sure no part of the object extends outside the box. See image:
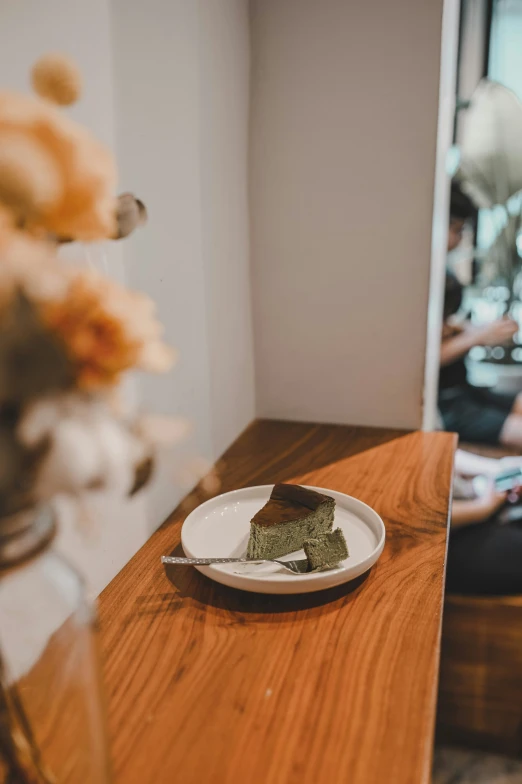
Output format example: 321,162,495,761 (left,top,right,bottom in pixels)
304,528,349,570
